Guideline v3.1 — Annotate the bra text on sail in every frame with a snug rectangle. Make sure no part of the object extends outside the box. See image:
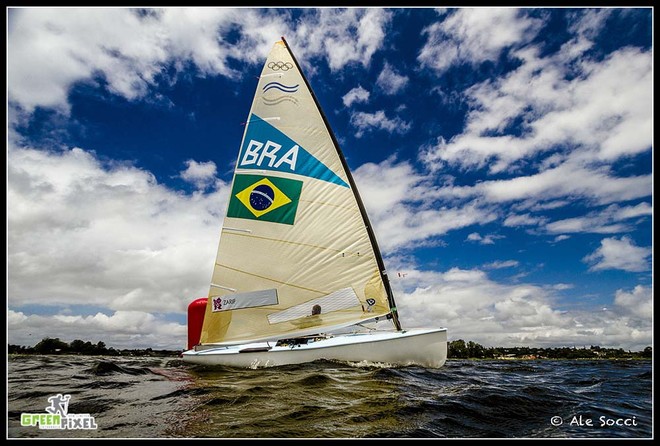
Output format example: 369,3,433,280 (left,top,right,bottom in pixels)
237,114,349,188
241,139,298,171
